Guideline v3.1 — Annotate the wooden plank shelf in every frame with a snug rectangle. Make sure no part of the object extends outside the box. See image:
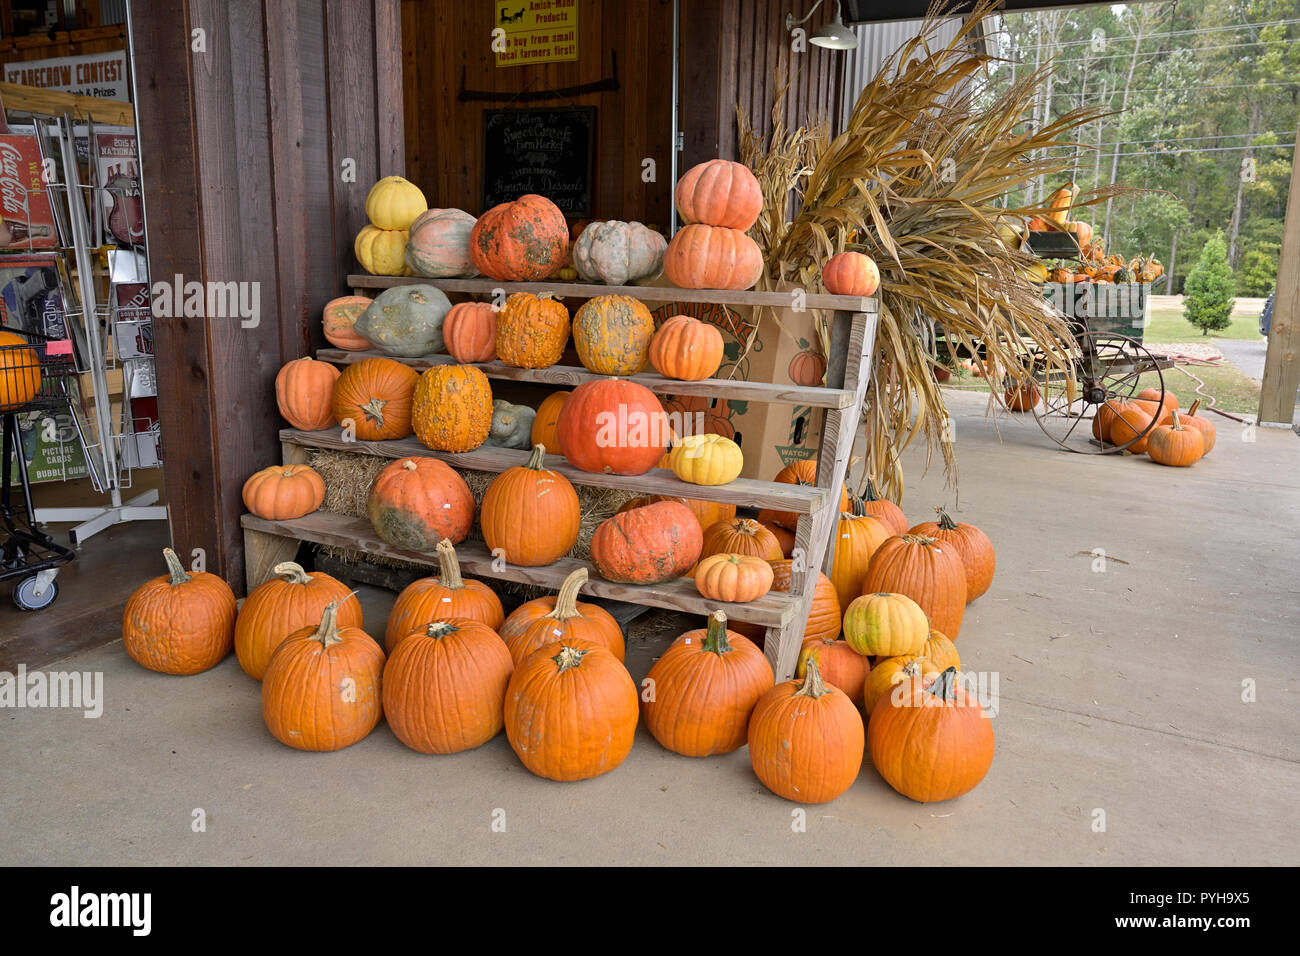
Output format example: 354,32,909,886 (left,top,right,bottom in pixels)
240,511,798,628
316,348,857,410
281,427,829,514
346,274,878,314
